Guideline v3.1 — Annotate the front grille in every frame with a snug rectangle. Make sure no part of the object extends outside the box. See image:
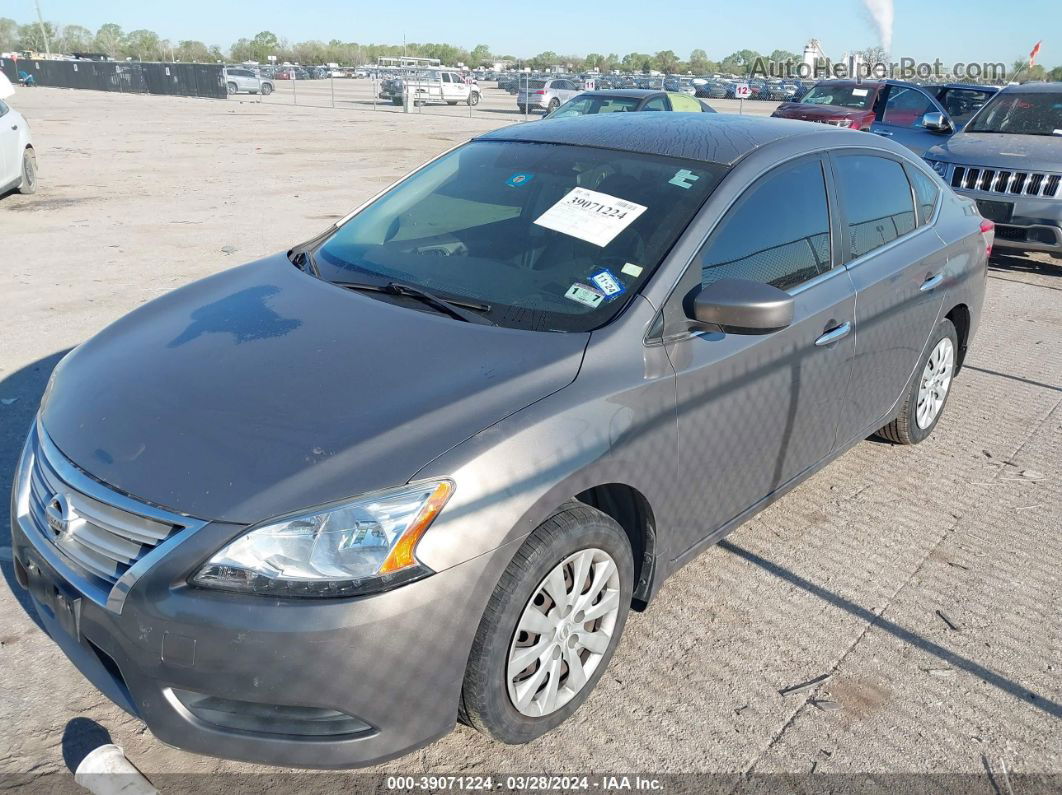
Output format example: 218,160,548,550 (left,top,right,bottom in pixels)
27,443,182,585
18,424,206,611
951,165,1061,198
